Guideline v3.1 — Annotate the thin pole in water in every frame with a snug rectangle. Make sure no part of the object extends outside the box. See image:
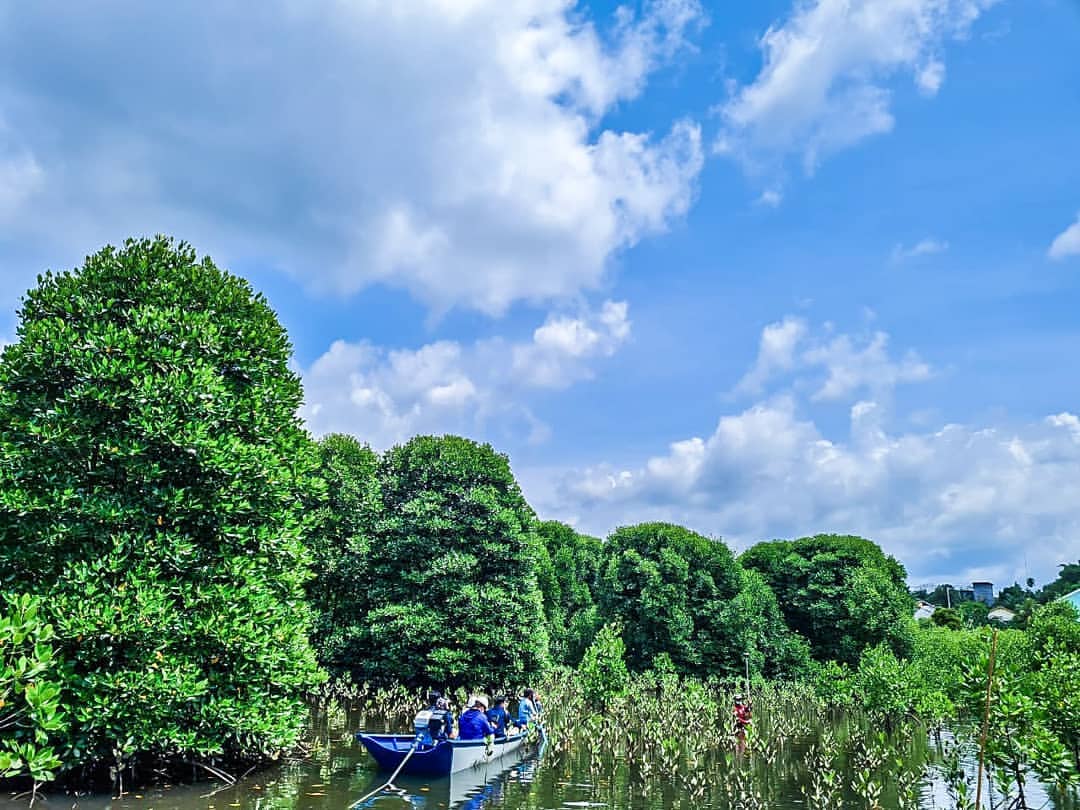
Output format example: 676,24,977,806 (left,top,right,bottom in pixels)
975,629,999,810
